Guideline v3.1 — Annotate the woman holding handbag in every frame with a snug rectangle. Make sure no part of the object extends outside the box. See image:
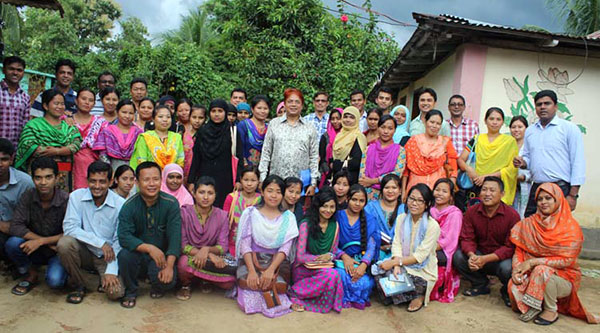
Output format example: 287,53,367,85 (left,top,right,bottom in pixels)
290,187,345,313
188,99,243,207
235,175,299,318
457,107,519,206
378,184,440,312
